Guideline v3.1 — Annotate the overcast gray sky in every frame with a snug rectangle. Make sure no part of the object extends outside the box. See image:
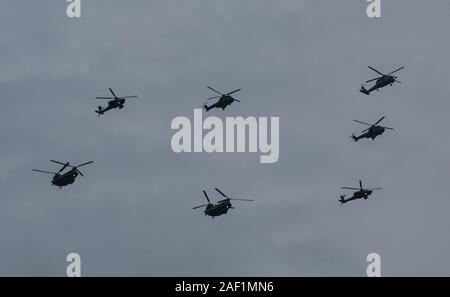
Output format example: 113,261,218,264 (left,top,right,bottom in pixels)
1,0,450,276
